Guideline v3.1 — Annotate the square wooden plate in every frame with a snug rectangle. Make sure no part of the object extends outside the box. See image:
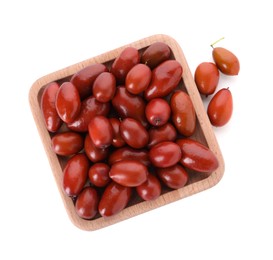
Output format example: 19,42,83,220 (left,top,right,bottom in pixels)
29,34,224,231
